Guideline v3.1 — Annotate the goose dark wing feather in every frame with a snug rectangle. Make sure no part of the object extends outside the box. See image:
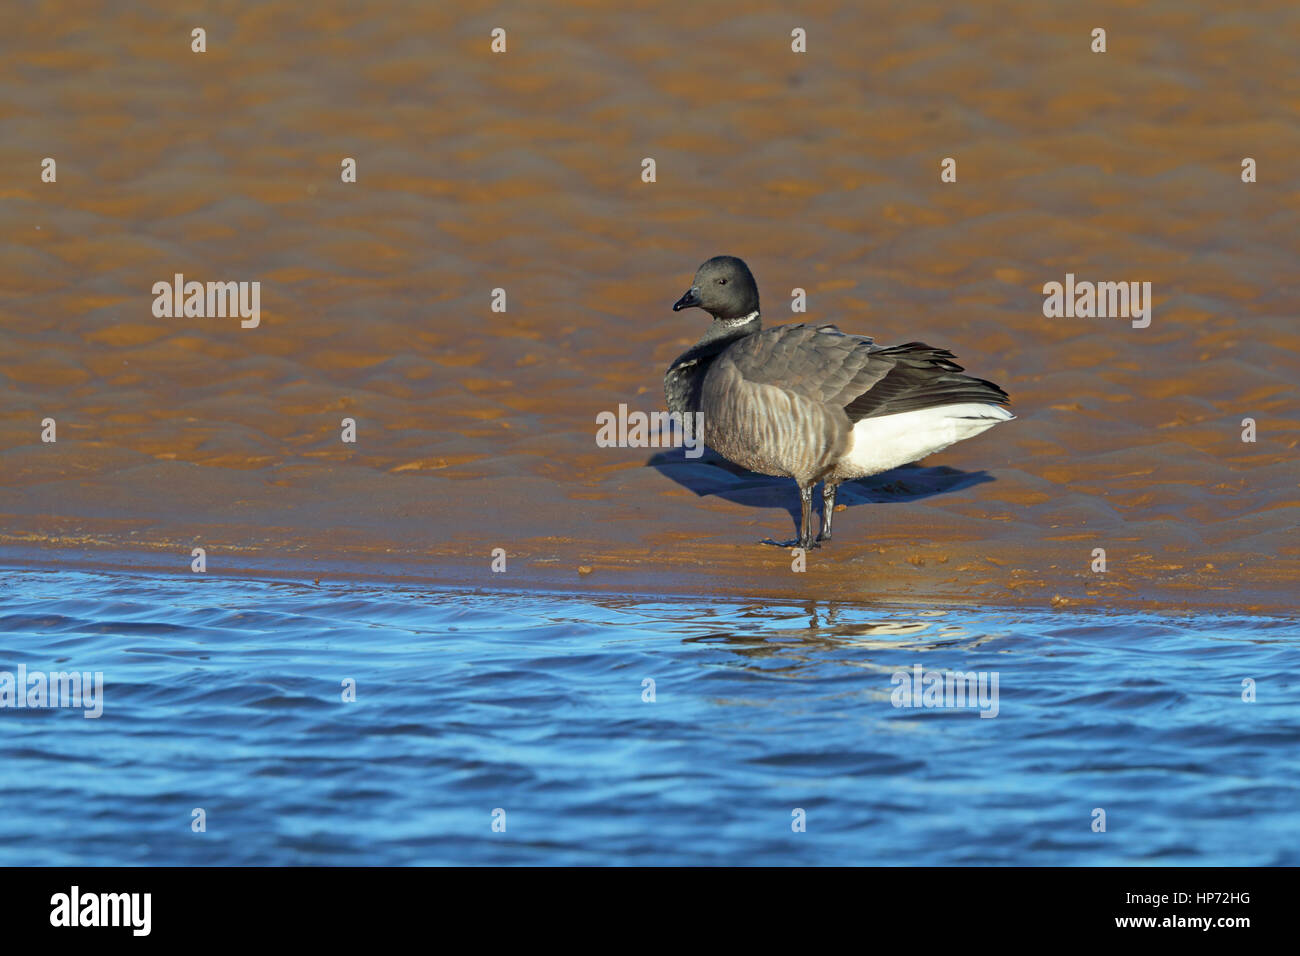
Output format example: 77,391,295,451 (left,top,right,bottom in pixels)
844,342,1010,420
